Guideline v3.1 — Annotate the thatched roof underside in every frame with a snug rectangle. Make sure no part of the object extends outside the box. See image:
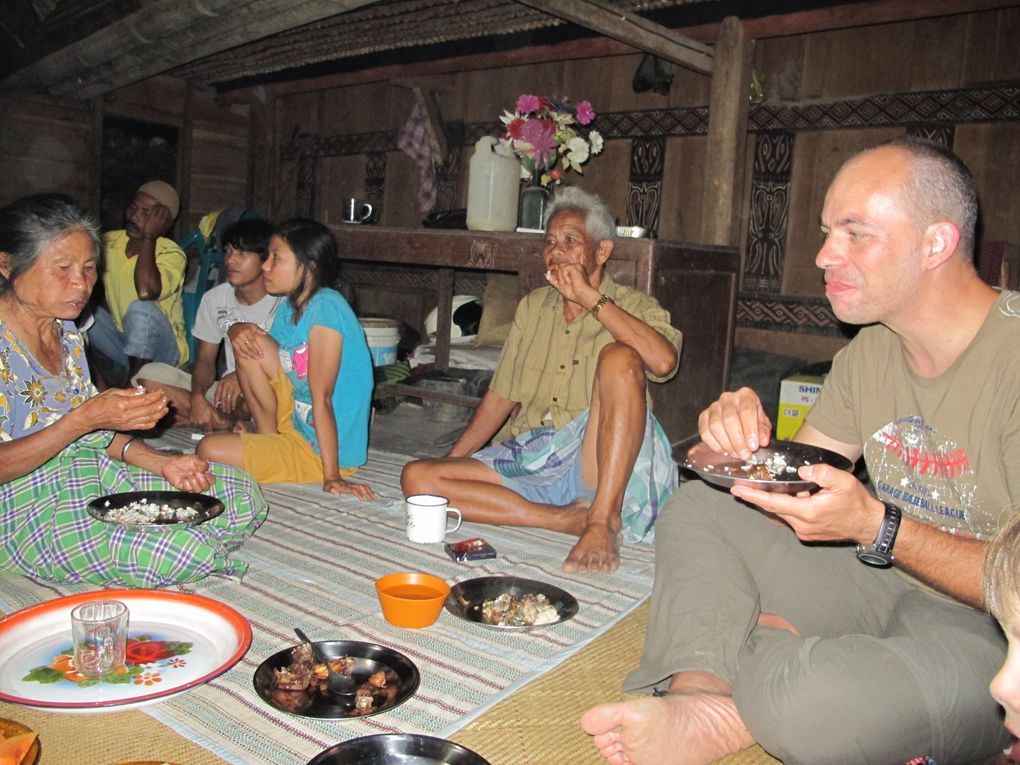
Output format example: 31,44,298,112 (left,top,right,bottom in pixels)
170,0,714,88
